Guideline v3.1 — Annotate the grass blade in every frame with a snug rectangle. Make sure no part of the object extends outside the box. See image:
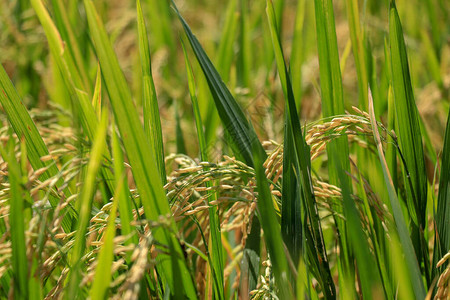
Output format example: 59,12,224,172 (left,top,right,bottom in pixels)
0,64,73,232
281,106,302,266
182,41,224,299
172,1,265,167
290,0,305,110
332,150,383,299
345,0,368,110
145,0,175,52
389,0,427,228
216,0,239,81
182,41,207,161
368,90,426,299
111,119,138,247
92,64,102,120
203,0,239,146
31,0,117,200
66,110,109,299
0,66,59,183
0,139,29,299
175,4,263,295
51,0,91,96
313,0,355,294
90,169,125,299
83,1,197,297
251,131,293,299
266,1,335,297
137,0,166,183
175,101,187,154
236,0,252,89
389,1,429,281
433,109,450,280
